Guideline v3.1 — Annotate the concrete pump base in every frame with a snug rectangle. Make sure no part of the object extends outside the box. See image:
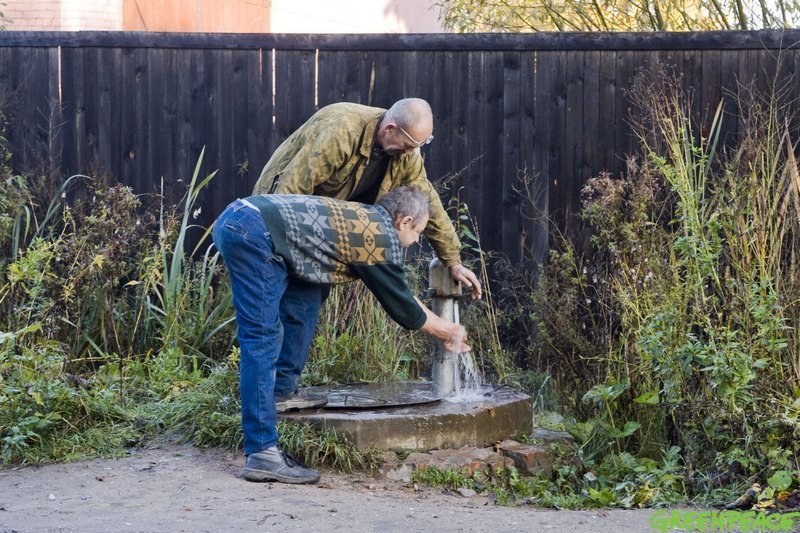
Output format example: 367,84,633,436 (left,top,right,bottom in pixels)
281,382,533,451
